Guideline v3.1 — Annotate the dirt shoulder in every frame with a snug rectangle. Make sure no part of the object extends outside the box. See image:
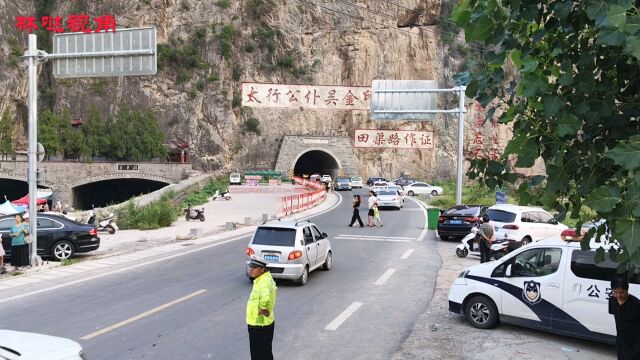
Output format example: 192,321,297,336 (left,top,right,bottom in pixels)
392,235,616,360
